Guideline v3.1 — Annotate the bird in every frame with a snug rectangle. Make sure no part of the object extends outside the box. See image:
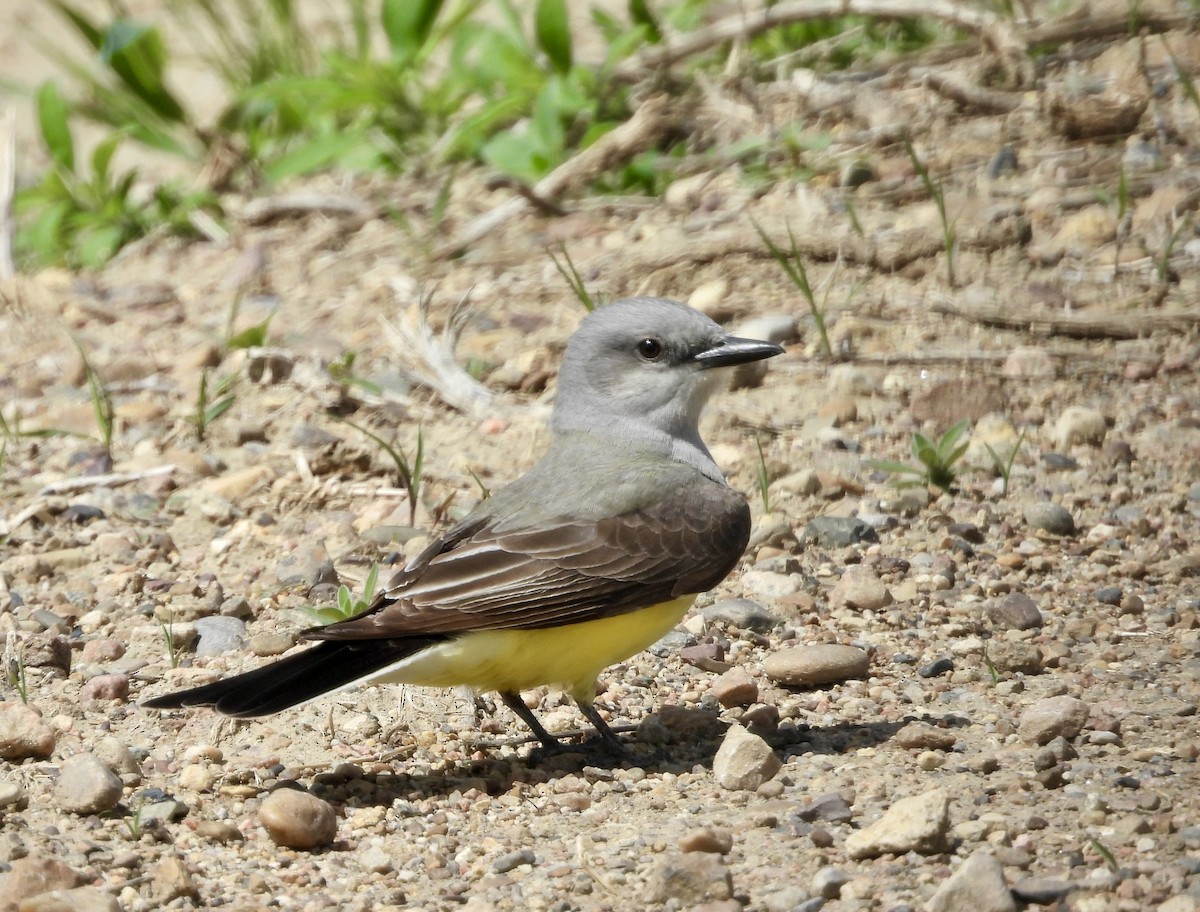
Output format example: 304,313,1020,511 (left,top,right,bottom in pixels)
143,297,784,750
